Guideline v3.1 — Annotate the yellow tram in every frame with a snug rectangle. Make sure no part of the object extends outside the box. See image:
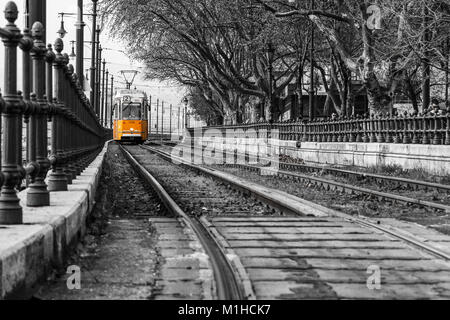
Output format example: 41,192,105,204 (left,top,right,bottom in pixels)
113,89,149,143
